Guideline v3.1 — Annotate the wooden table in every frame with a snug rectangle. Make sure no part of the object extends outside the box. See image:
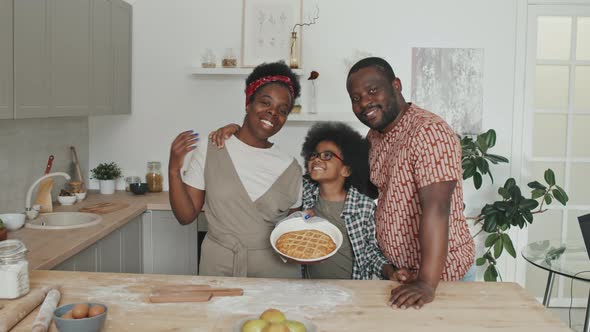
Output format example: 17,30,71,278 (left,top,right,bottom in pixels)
6,270,569,331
